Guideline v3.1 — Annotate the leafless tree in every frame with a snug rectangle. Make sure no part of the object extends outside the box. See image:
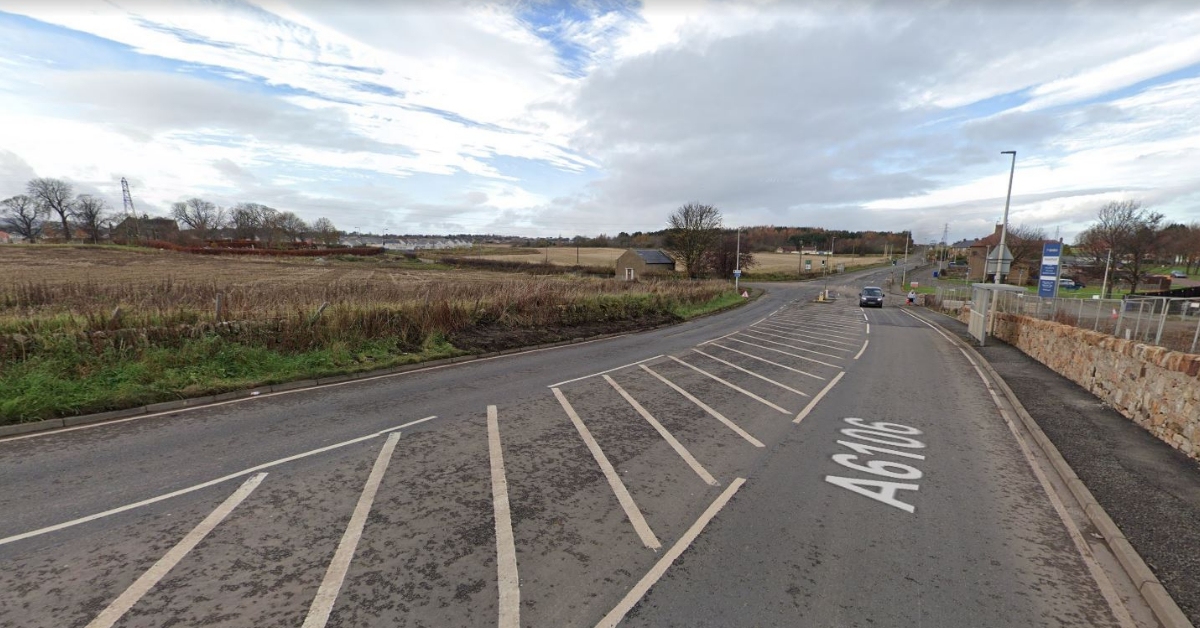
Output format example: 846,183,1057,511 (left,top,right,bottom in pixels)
706,231,757,278
257,206,283,246
277,211,309,243
1,194,46,242
171,197,225,242
229,203,265,241
74,194,110,244
1075,200,1164,295
26,178,75,241
311,217,340,246
665,202,723,278
1004,224,1047,284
